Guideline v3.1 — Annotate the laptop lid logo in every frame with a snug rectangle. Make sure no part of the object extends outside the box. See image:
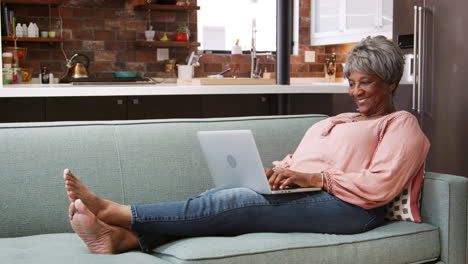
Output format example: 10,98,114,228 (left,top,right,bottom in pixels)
226,154,237,168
